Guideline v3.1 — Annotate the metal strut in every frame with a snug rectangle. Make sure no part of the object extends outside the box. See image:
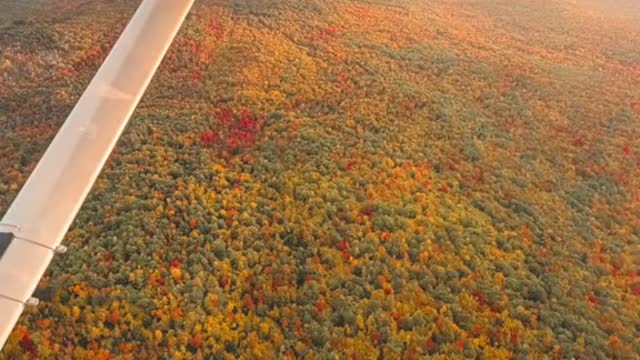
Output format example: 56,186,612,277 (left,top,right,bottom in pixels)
0,230,68,255
0,231,60,308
